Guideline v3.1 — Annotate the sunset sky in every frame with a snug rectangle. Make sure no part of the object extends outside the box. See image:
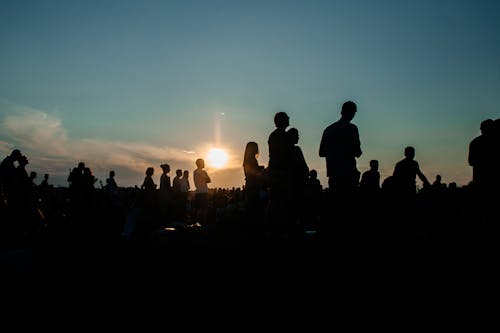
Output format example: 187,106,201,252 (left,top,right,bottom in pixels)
1,0,499,188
